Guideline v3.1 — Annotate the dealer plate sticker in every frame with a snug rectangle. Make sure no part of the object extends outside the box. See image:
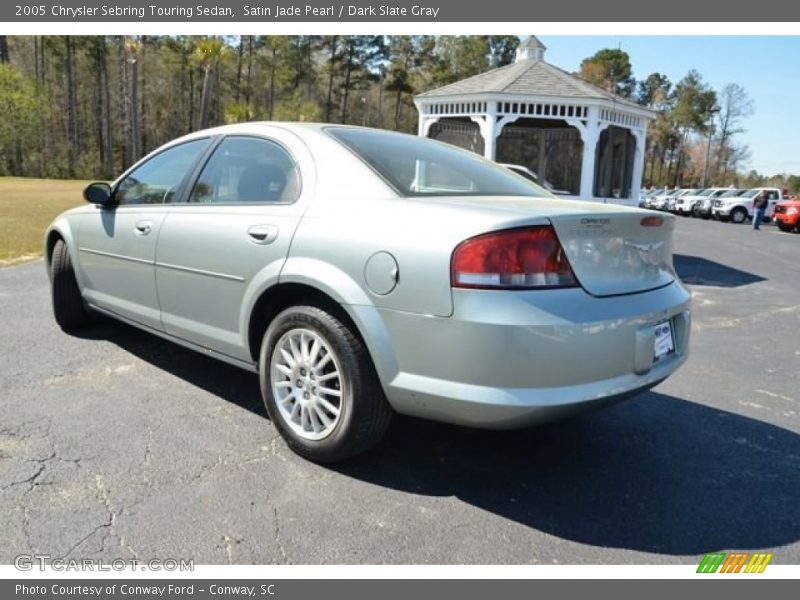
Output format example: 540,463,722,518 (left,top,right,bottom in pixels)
654,321,675,359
